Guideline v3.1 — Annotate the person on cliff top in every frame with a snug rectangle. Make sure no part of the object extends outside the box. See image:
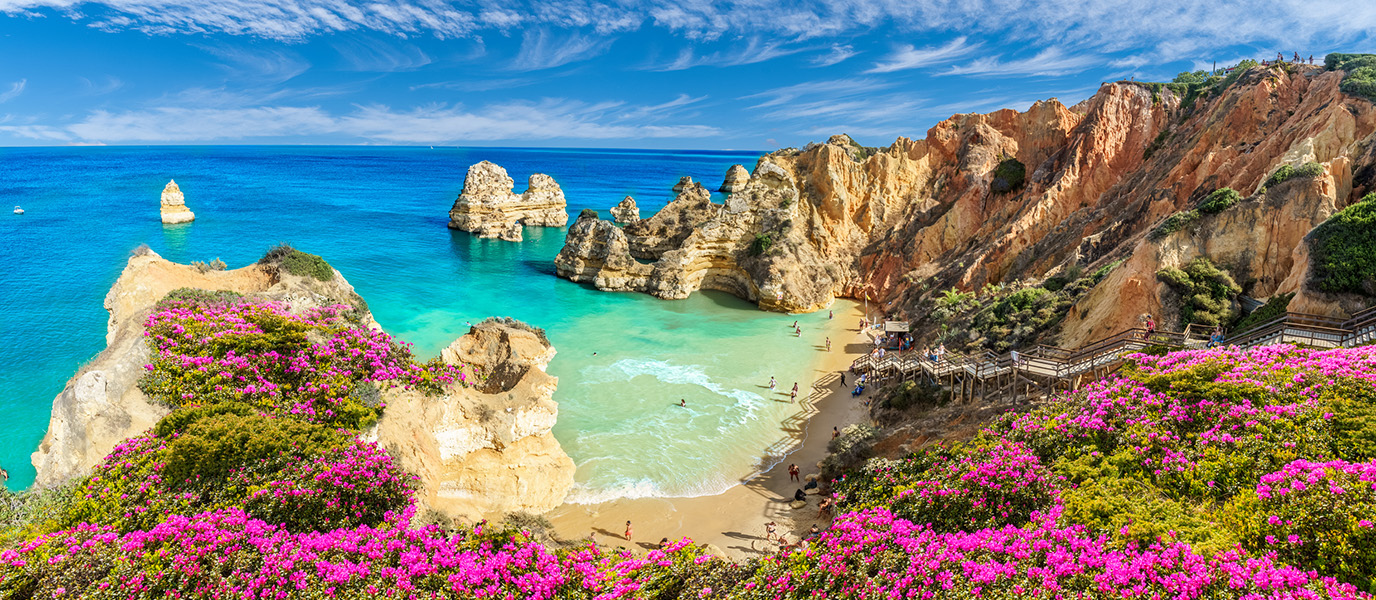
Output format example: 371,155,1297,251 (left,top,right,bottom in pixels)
624,521,633,541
